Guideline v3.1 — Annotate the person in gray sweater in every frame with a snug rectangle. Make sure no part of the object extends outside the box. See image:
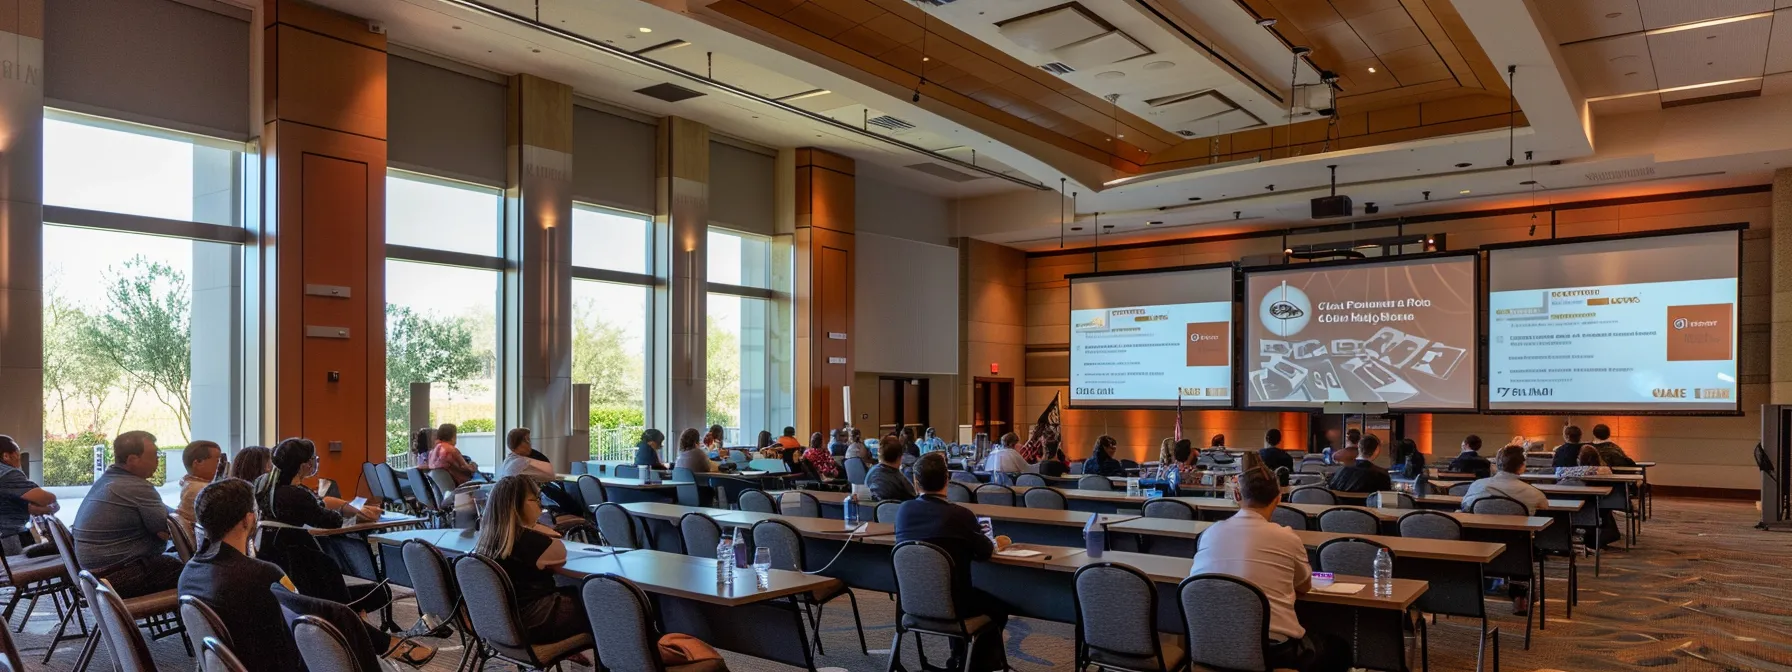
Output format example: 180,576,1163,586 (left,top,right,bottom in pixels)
864,438,917,501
